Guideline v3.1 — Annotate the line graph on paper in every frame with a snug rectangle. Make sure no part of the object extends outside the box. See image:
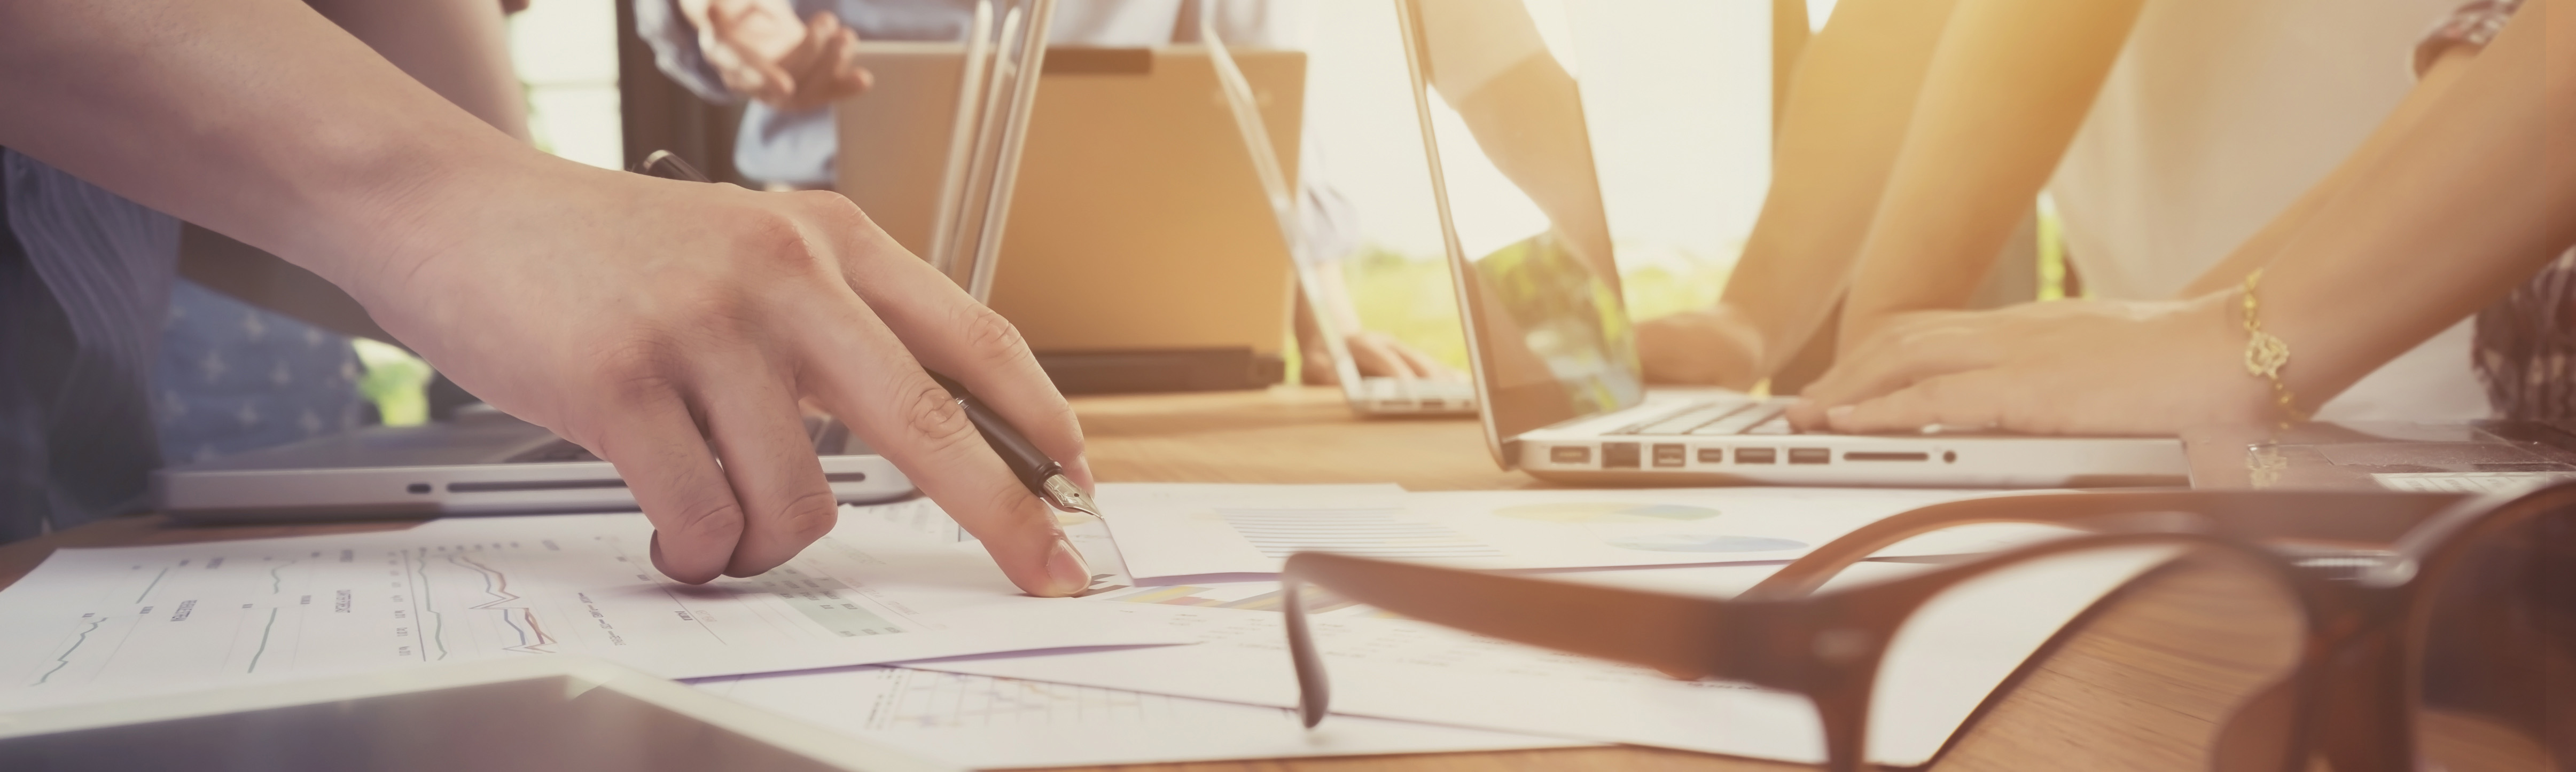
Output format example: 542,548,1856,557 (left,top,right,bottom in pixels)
16,550,355,691
858,668,1196,730
9,541,605,693
399,542,592,661
449,553,558,655
0,515,956,710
